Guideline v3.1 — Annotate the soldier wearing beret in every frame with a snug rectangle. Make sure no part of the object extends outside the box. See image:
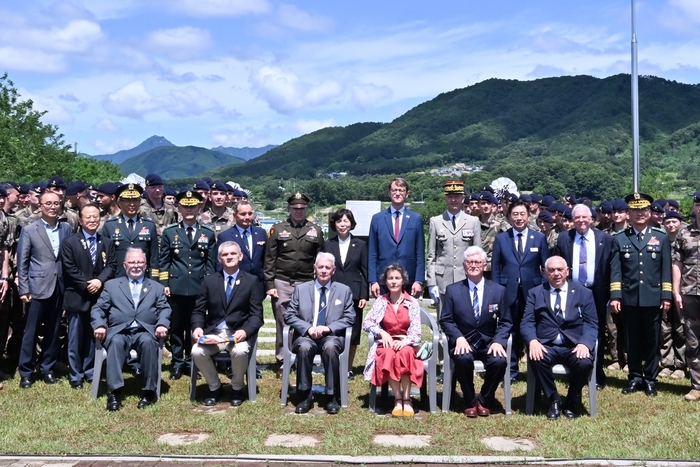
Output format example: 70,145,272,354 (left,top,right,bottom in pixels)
159,190,217,379
26,176,80,232
65,181,88,215
264,192,324,364
102,183,159,279
427,180,481,316
537,210,558,255
15,182,44,227
477,191,506,279
198,181,235,239
608,199,630,235
140,174,177,241
468,193,481,217
193,180,212,213
610,192,672,397
596,201,613,232
164,187,177,206
648,202,666,230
